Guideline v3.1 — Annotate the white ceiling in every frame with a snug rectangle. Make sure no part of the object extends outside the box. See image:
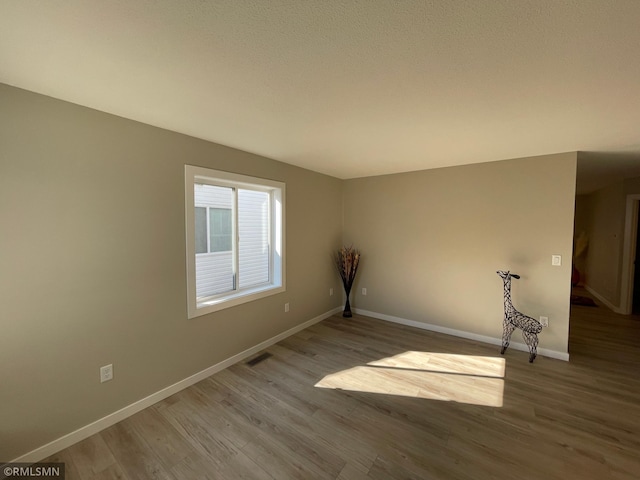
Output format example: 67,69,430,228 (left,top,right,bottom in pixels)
1,0,640,182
